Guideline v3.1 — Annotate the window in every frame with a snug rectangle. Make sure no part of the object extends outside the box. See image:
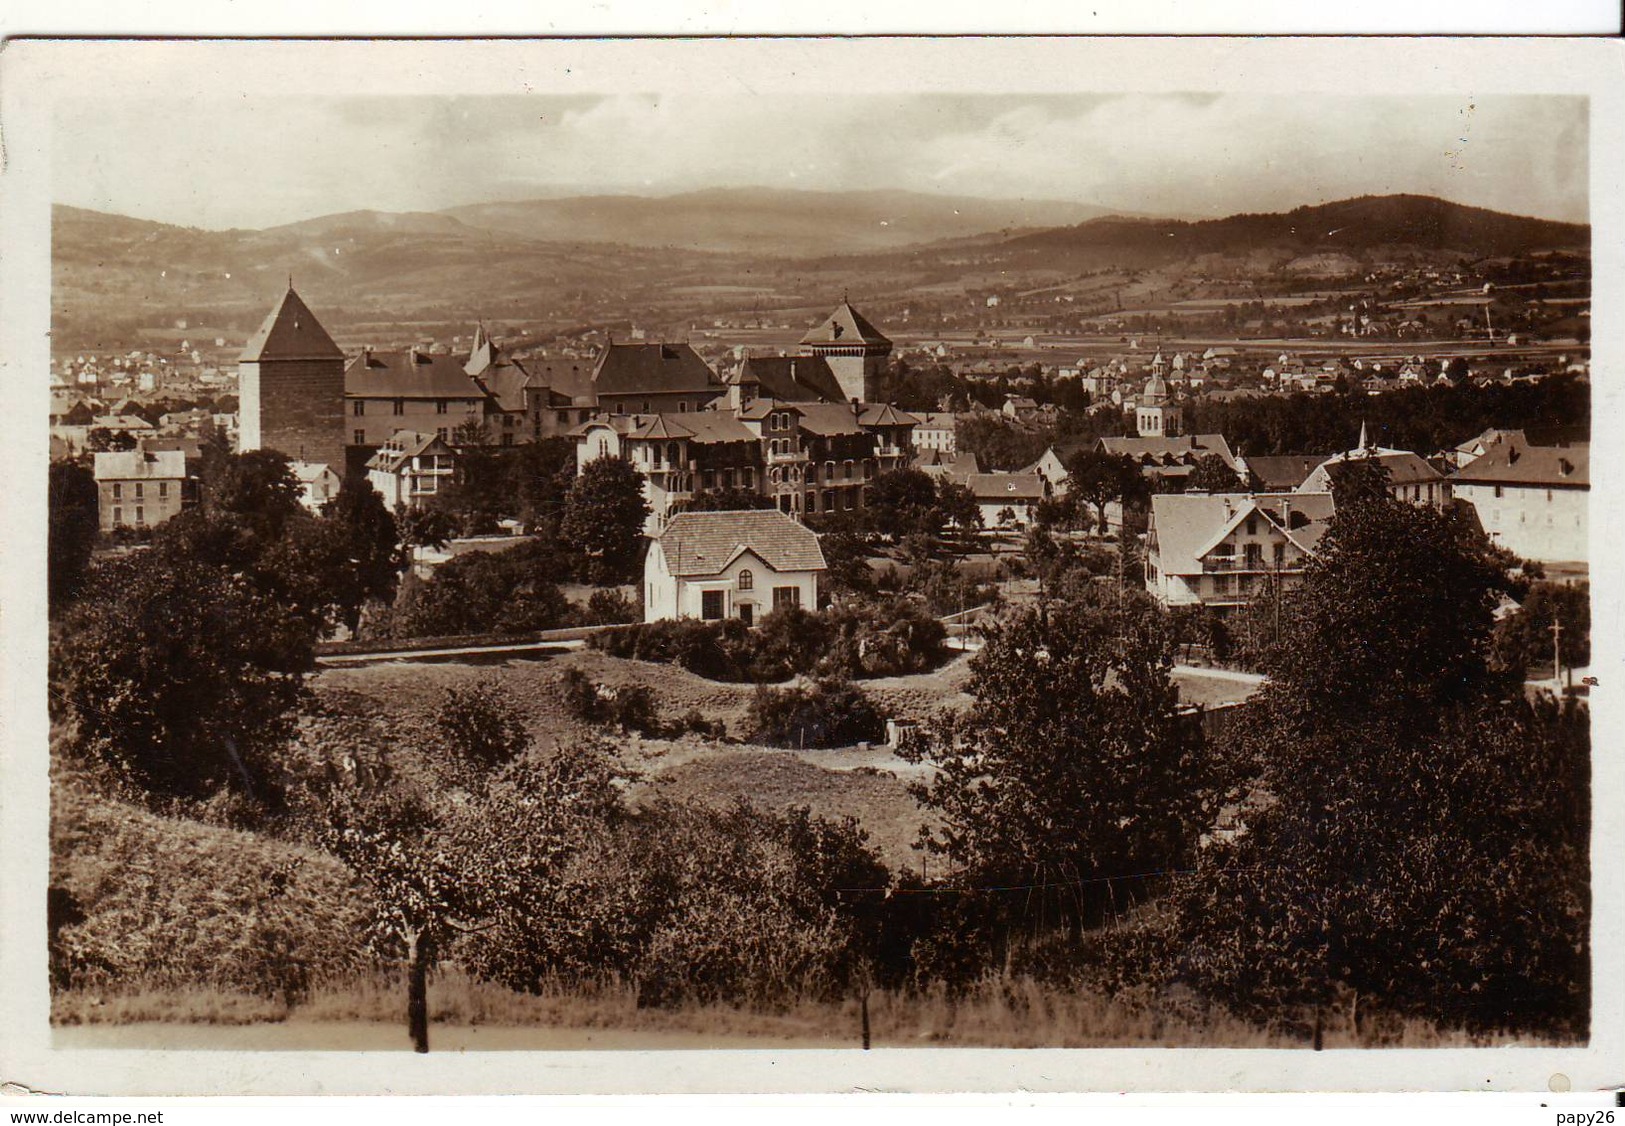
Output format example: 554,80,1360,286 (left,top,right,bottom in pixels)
806,491,818,513
158,482,168,499
678,401,689,413
701,590,725,620
740,469,754,490
354,429,366,445
844,460,854,480
436,400,449,415
393,399,405,416
738,569,754,591
1246,515,1257,537
112,506,122,524
134,482,144,499
557,411,570,424
825,461,836,483
721,469,734,489
844,490,856,511
1273,542,1286,568
353,400,365,416
1244,543,1262,568
437,427,449,441
112,483,122,499
135,506,144,525
1494,485,1504,499
773,585,800,610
